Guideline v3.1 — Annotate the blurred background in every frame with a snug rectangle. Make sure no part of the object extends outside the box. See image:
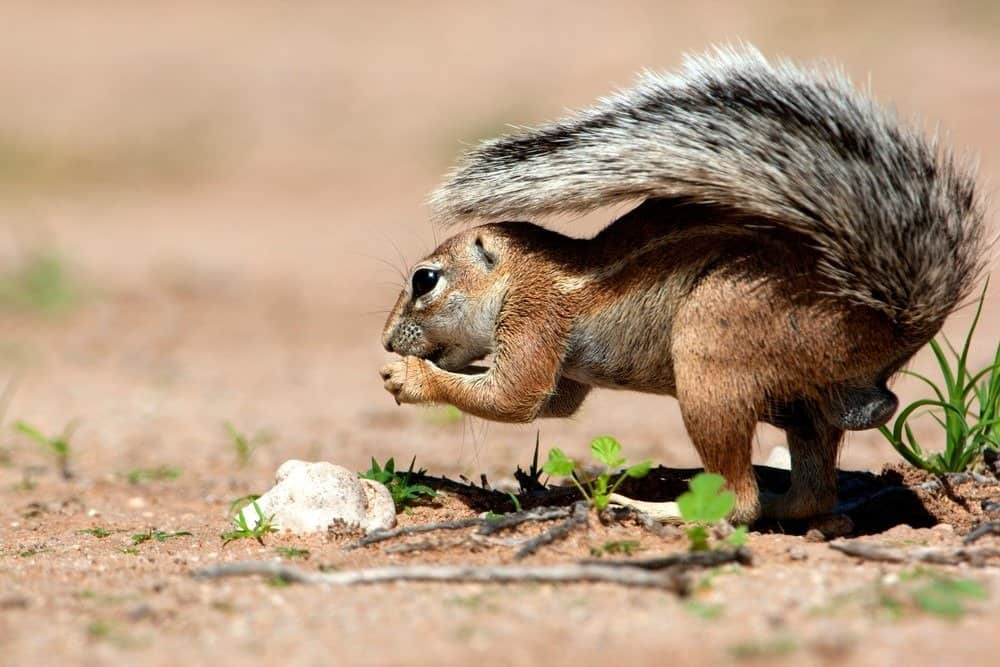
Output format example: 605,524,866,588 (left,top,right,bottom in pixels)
1,1,998,485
